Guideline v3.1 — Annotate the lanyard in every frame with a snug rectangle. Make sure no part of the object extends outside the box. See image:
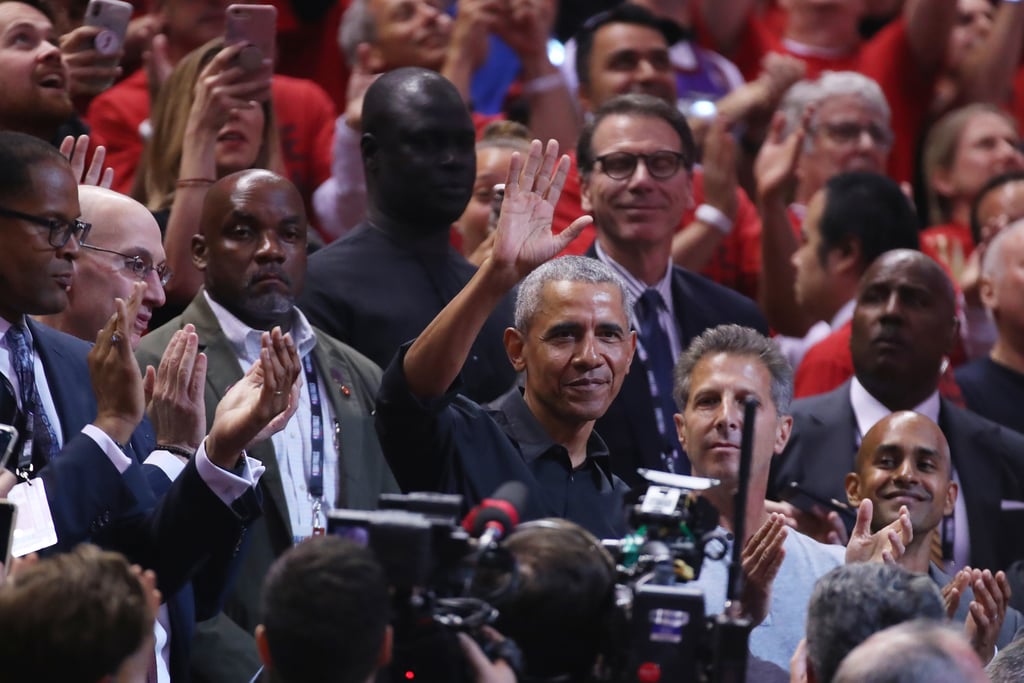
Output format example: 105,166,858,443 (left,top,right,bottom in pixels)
302,354,326,535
